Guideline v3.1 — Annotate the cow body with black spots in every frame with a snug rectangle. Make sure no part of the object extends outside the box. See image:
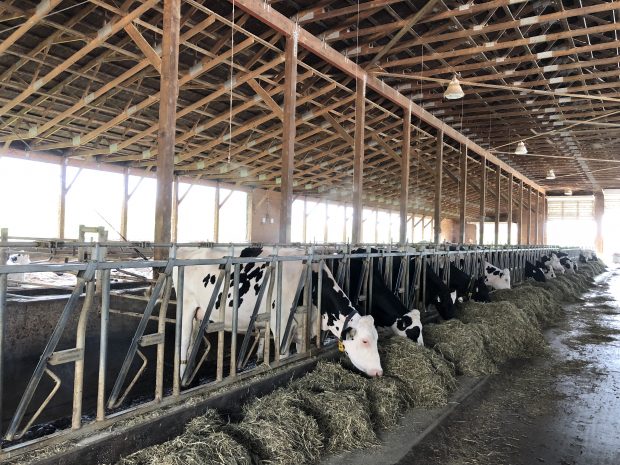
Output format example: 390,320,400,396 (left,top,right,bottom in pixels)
541,253,564,275
347,249,423,345
525,261,546,282
174,247,383,378
483,262,511,290
443,263,490,303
